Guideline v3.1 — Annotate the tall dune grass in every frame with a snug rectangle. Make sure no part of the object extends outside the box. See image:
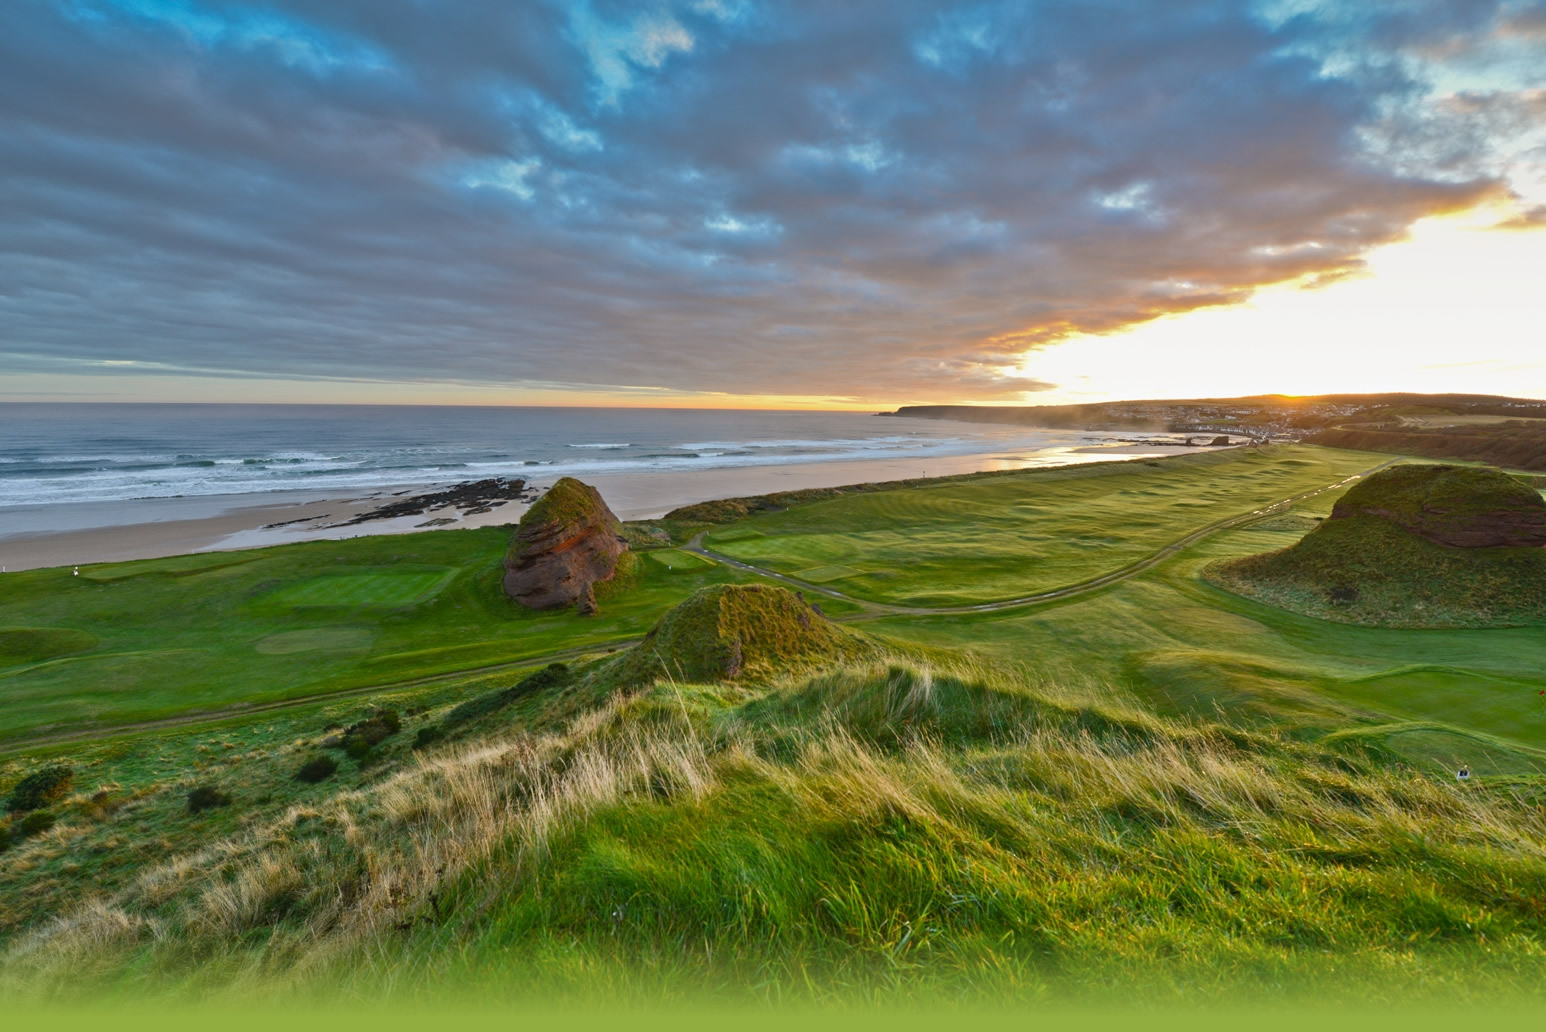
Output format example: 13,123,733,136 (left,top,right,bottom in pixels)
4,655,1545,1005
